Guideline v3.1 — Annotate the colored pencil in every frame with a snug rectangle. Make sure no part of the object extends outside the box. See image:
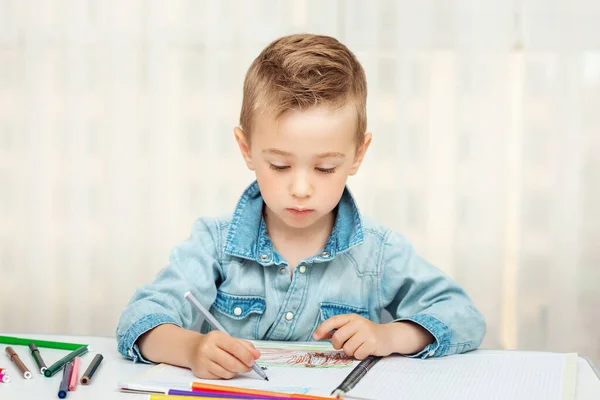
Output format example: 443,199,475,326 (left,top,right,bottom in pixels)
44,346,88,377
0,336,87,351
171,388,286,399
151,395,250,400
68,356,80,391
58,362,72,398
80,354,103,385
191,382,333,400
